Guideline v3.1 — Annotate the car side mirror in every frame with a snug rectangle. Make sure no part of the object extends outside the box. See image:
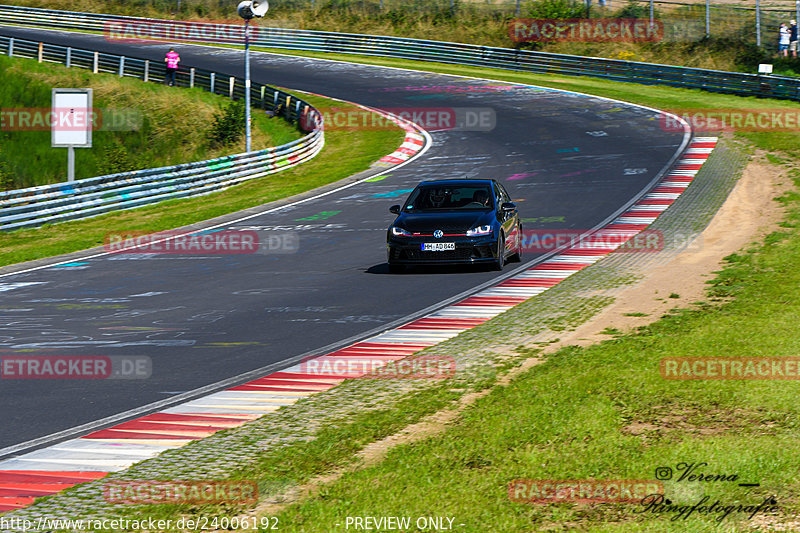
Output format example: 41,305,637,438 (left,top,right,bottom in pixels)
389,205,401,214
501,202,516,212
